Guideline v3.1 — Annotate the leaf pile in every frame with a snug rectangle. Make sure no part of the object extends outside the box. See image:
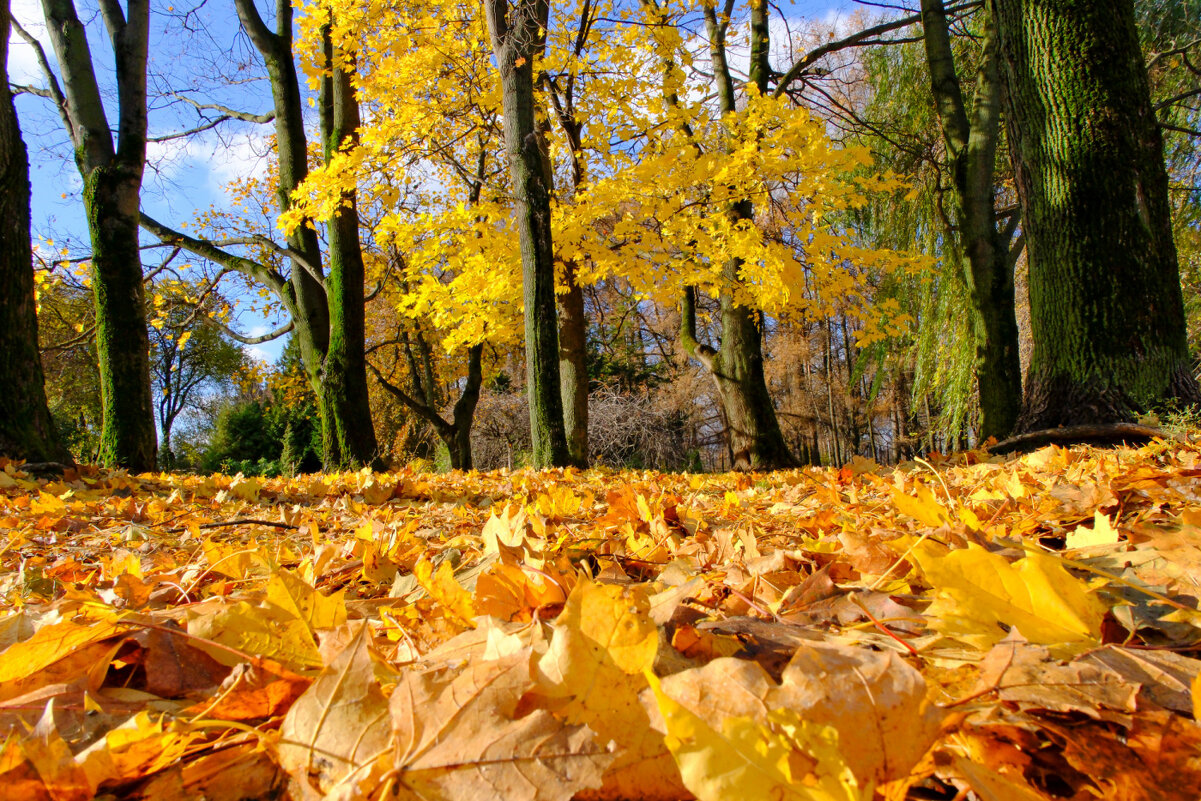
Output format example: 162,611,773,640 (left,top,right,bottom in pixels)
2,440,1201,799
